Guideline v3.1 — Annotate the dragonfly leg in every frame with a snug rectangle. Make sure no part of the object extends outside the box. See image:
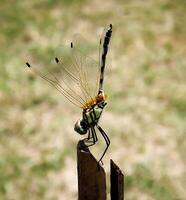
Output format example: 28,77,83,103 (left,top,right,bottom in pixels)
83,129,92,143
87,128,91,140
92,126,98,142
84,127,97,147
97,125,110,164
